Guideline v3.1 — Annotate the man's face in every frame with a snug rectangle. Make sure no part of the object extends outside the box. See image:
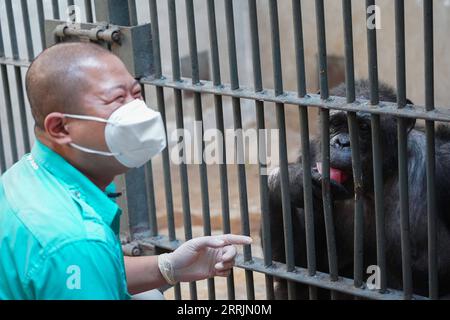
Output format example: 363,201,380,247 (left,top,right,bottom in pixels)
62,54,143,173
